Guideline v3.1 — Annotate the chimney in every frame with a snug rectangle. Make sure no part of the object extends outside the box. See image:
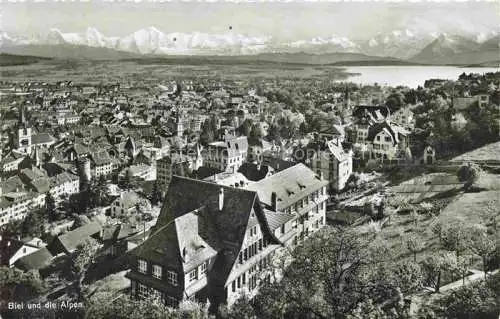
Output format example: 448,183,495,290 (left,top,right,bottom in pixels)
271,192,278,212
218,187,224,211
